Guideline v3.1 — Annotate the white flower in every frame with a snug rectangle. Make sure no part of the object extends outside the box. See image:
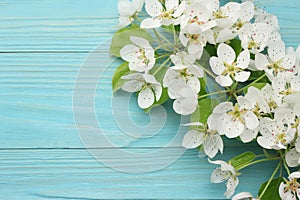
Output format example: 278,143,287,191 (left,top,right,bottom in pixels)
232,192,258,200
120,36,155,72
117,0,144,29
122,73,162,109
272,73,300,105
140,0,185,28
180,1,217,33
245,86,270,114
212,2,241,28
182,116,223,158
163,51,204,93
179,27,206,58
258,117,296,150
167,81,198,115
255,40,296,79
209,159,239,198
279,172,300,200
212,1,255,44
211,96,259,139
239,22,272,54
210,43,250,87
